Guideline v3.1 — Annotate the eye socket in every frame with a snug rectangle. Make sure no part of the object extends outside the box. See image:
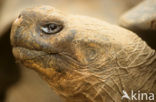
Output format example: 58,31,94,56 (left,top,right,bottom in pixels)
41,23,63,34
